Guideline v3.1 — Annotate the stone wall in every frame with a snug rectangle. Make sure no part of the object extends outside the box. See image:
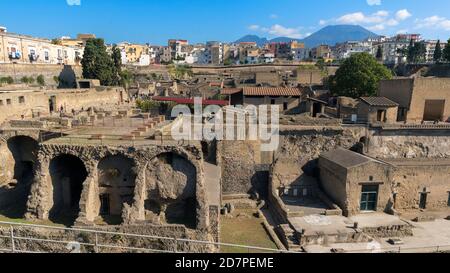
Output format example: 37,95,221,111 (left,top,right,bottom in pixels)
0,224,215,253
390,162,450,210
0,87,125,124
218,140,264,195
368,129,450,158
22,143,210,231
0,64,82,85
